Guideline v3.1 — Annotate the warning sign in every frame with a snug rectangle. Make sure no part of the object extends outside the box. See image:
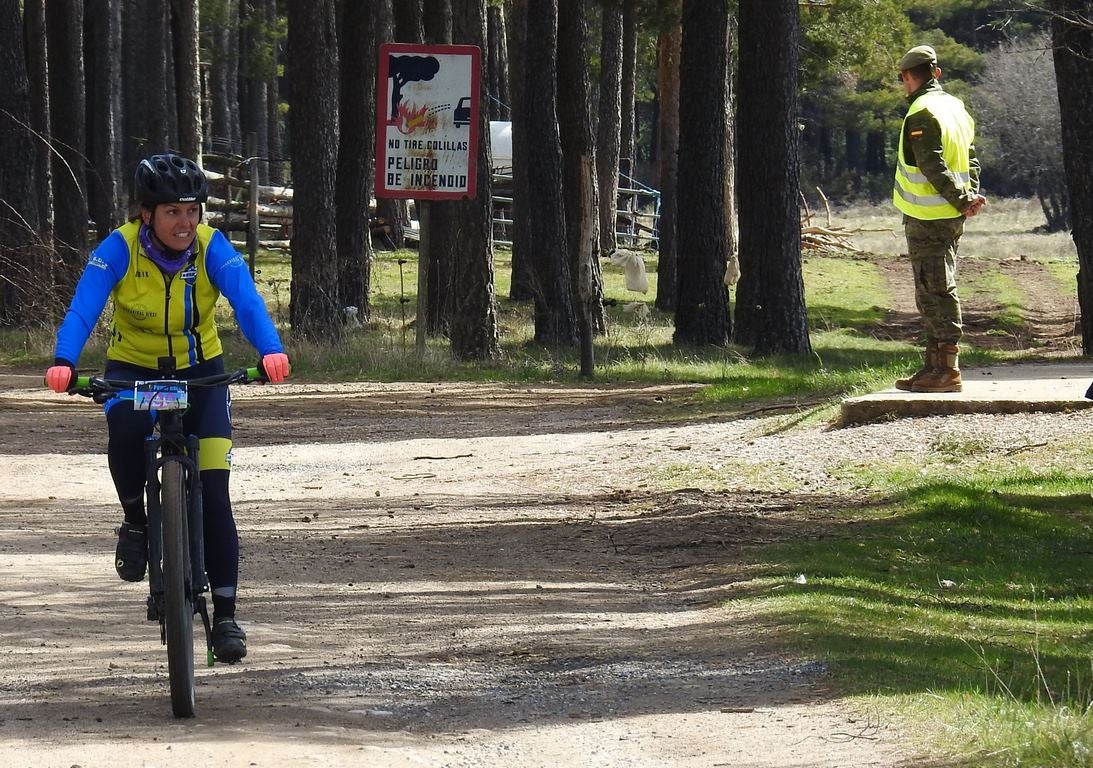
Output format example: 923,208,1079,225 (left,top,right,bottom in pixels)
375,43,481,200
